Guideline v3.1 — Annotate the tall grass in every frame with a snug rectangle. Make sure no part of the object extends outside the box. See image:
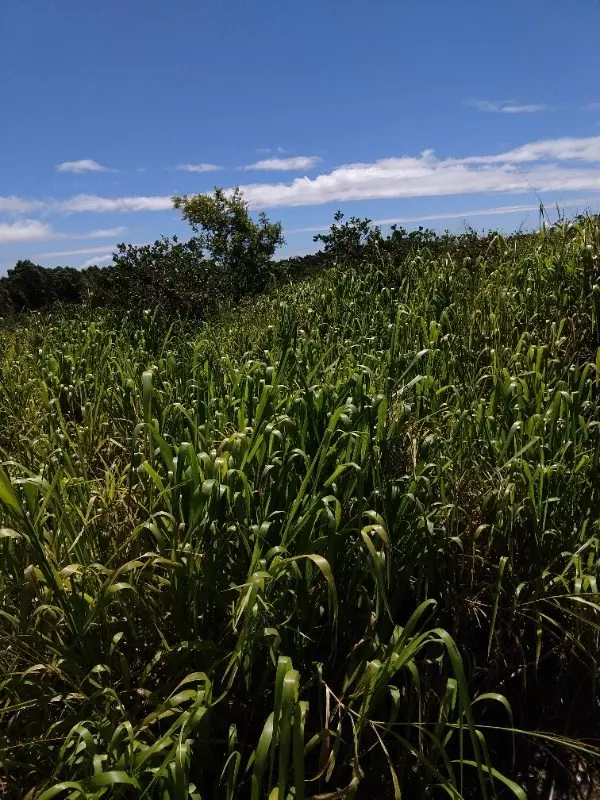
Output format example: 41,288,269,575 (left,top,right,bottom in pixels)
1,218,600,798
